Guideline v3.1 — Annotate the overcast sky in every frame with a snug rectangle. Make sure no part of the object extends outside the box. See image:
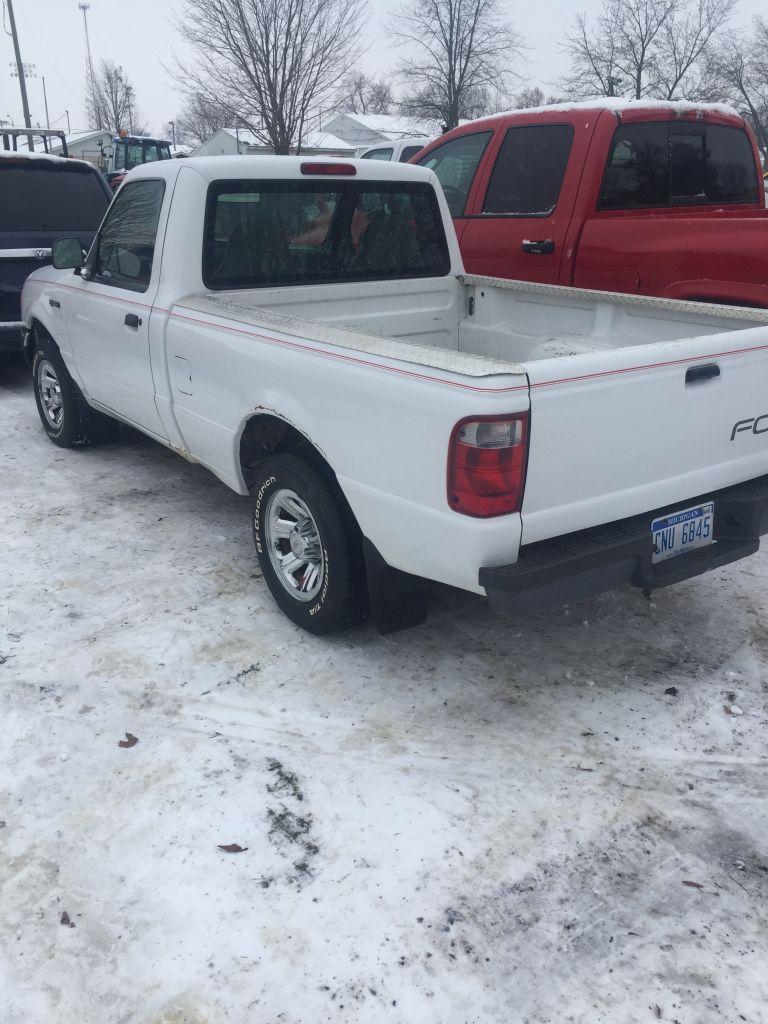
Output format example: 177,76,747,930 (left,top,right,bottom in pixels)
0,0,764,136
